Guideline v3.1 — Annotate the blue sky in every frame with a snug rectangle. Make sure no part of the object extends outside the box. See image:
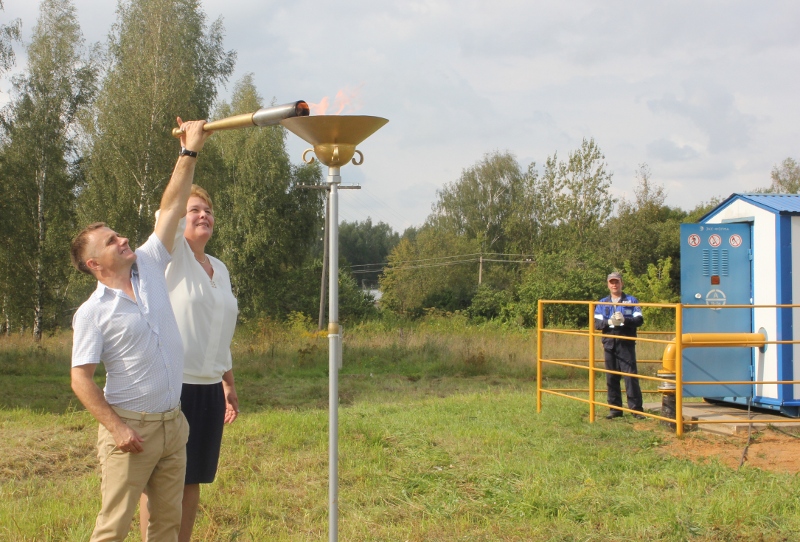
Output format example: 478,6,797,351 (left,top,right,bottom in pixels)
3,0,799,233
